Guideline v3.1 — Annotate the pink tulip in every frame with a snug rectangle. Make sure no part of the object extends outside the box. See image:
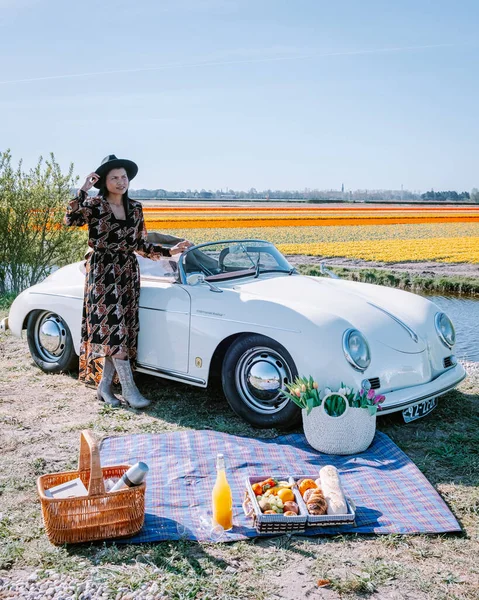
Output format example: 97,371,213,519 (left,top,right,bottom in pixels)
367,388,375,400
